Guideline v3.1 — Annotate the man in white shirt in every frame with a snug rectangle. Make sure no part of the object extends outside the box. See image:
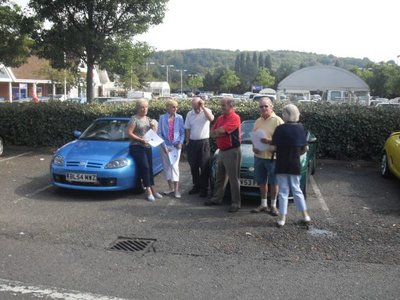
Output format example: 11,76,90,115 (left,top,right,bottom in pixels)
184,97,214,197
